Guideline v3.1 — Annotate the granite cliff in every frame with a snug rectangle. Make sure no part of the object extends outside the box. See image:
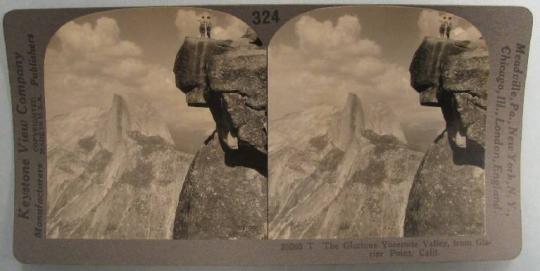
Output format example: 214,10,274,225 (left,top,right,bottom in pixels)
404,37,488,236
269,94,423,239
172,37,267,239
47,94,192,239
